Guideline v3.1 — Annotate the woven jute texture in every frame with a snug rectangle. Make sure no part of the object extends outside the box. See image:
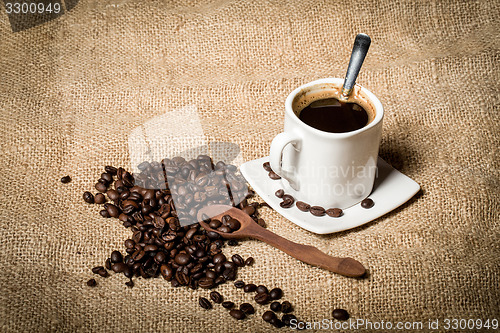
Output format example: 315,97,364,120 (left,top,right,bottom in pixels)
1,0,499,332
